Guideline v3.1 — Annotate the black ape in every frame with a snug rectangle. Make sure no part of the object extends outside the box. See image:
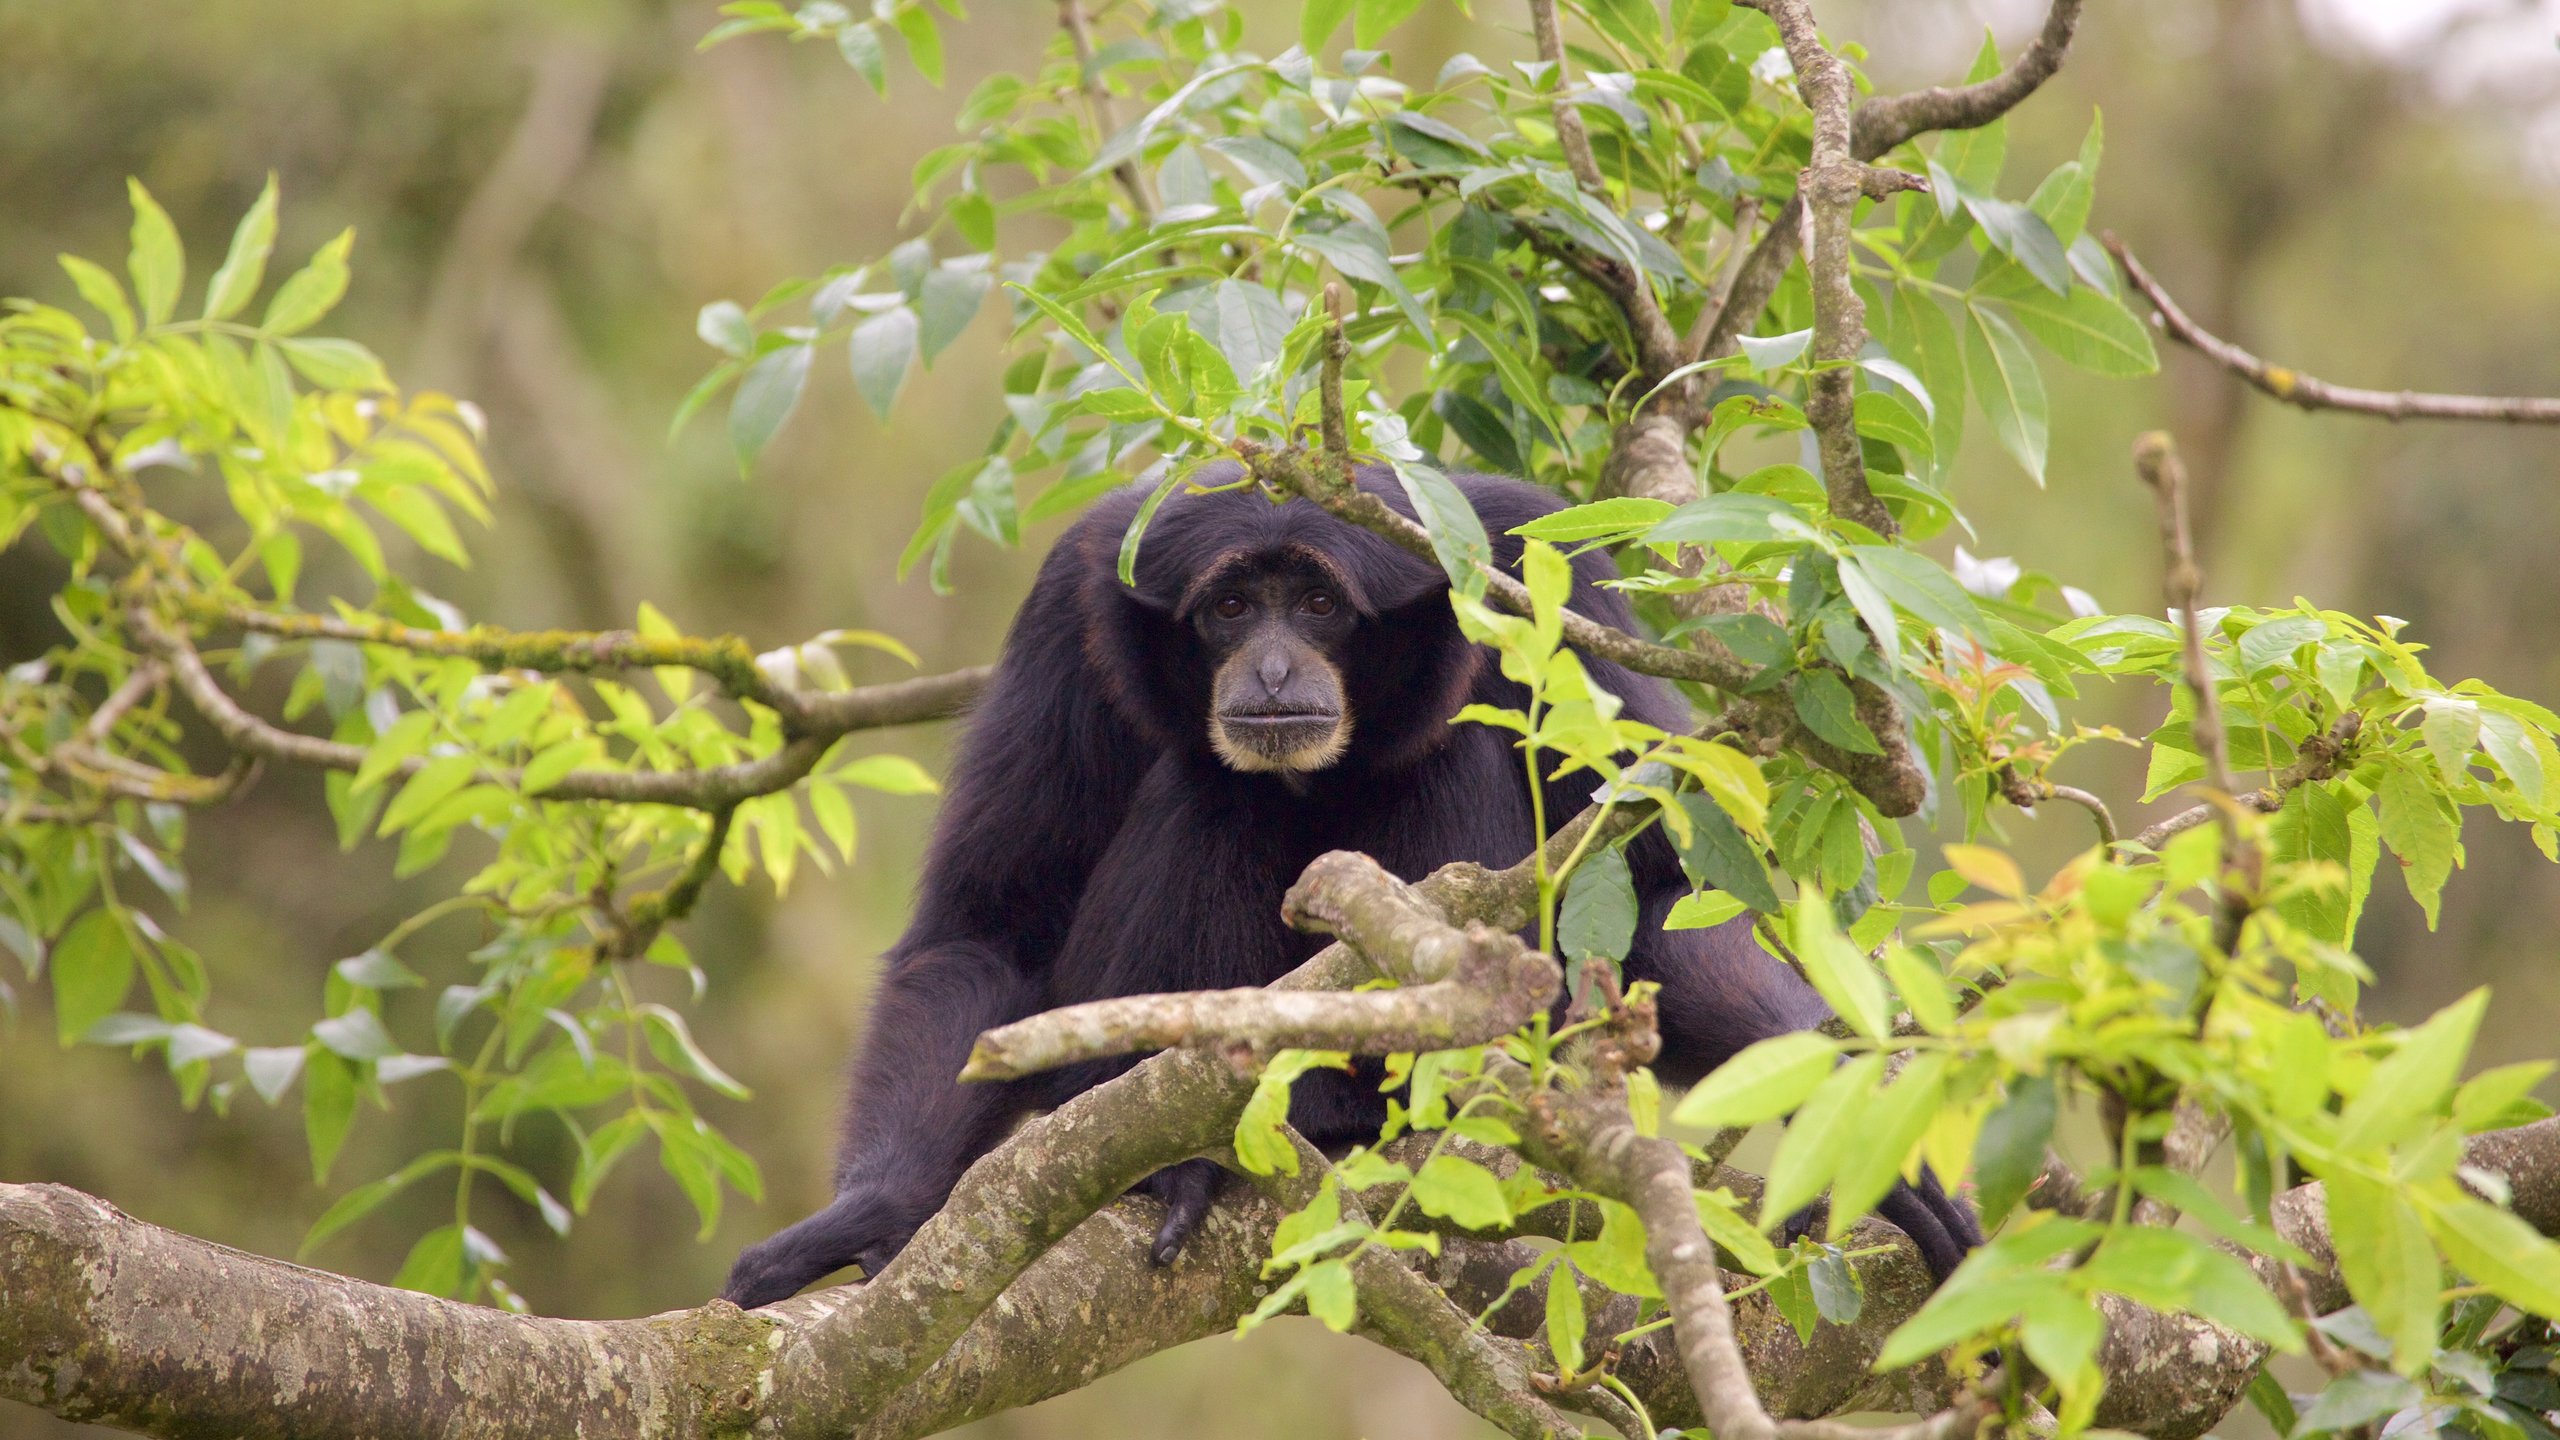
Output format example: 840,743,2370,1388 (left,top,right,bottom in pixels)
722,466,1977,1307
